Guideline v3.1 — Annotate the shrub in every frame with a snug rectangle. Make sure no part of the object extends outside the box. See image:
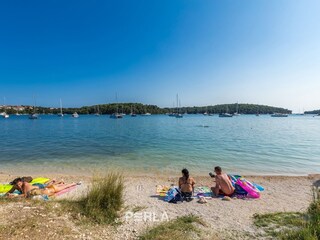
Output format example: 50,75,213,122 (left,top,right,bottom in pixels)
75,172,124,224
